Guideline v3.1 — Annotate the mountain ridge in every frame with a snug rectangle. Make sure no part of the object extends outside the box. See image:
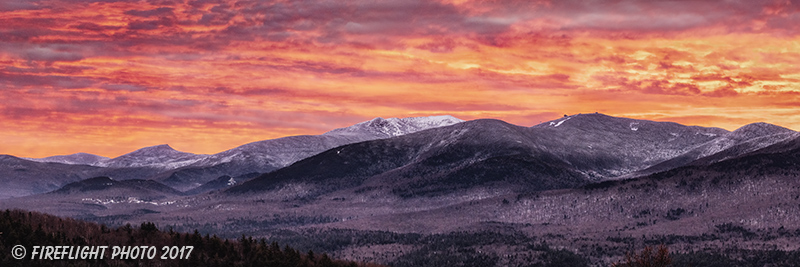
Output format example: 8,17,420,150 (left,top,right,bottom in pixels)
97,144,207,169
5,113,797,198
224,115,723,197
9,115,465,193
226,113,797,199
26,152,110,166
